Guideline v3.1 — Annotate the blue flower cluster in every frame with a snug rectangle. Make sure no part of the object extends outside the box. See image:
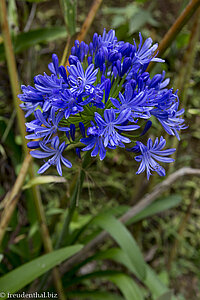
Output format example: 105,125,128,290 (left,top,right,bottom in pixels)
19,29,186,178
